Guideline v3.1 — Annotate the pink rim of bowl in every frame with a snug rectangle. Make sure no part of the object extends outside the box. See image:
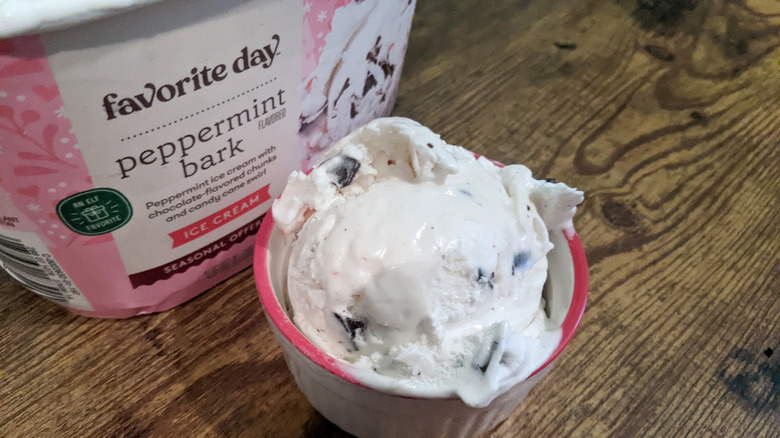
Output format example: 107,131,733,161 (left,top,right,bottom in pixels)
253,208,589,394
